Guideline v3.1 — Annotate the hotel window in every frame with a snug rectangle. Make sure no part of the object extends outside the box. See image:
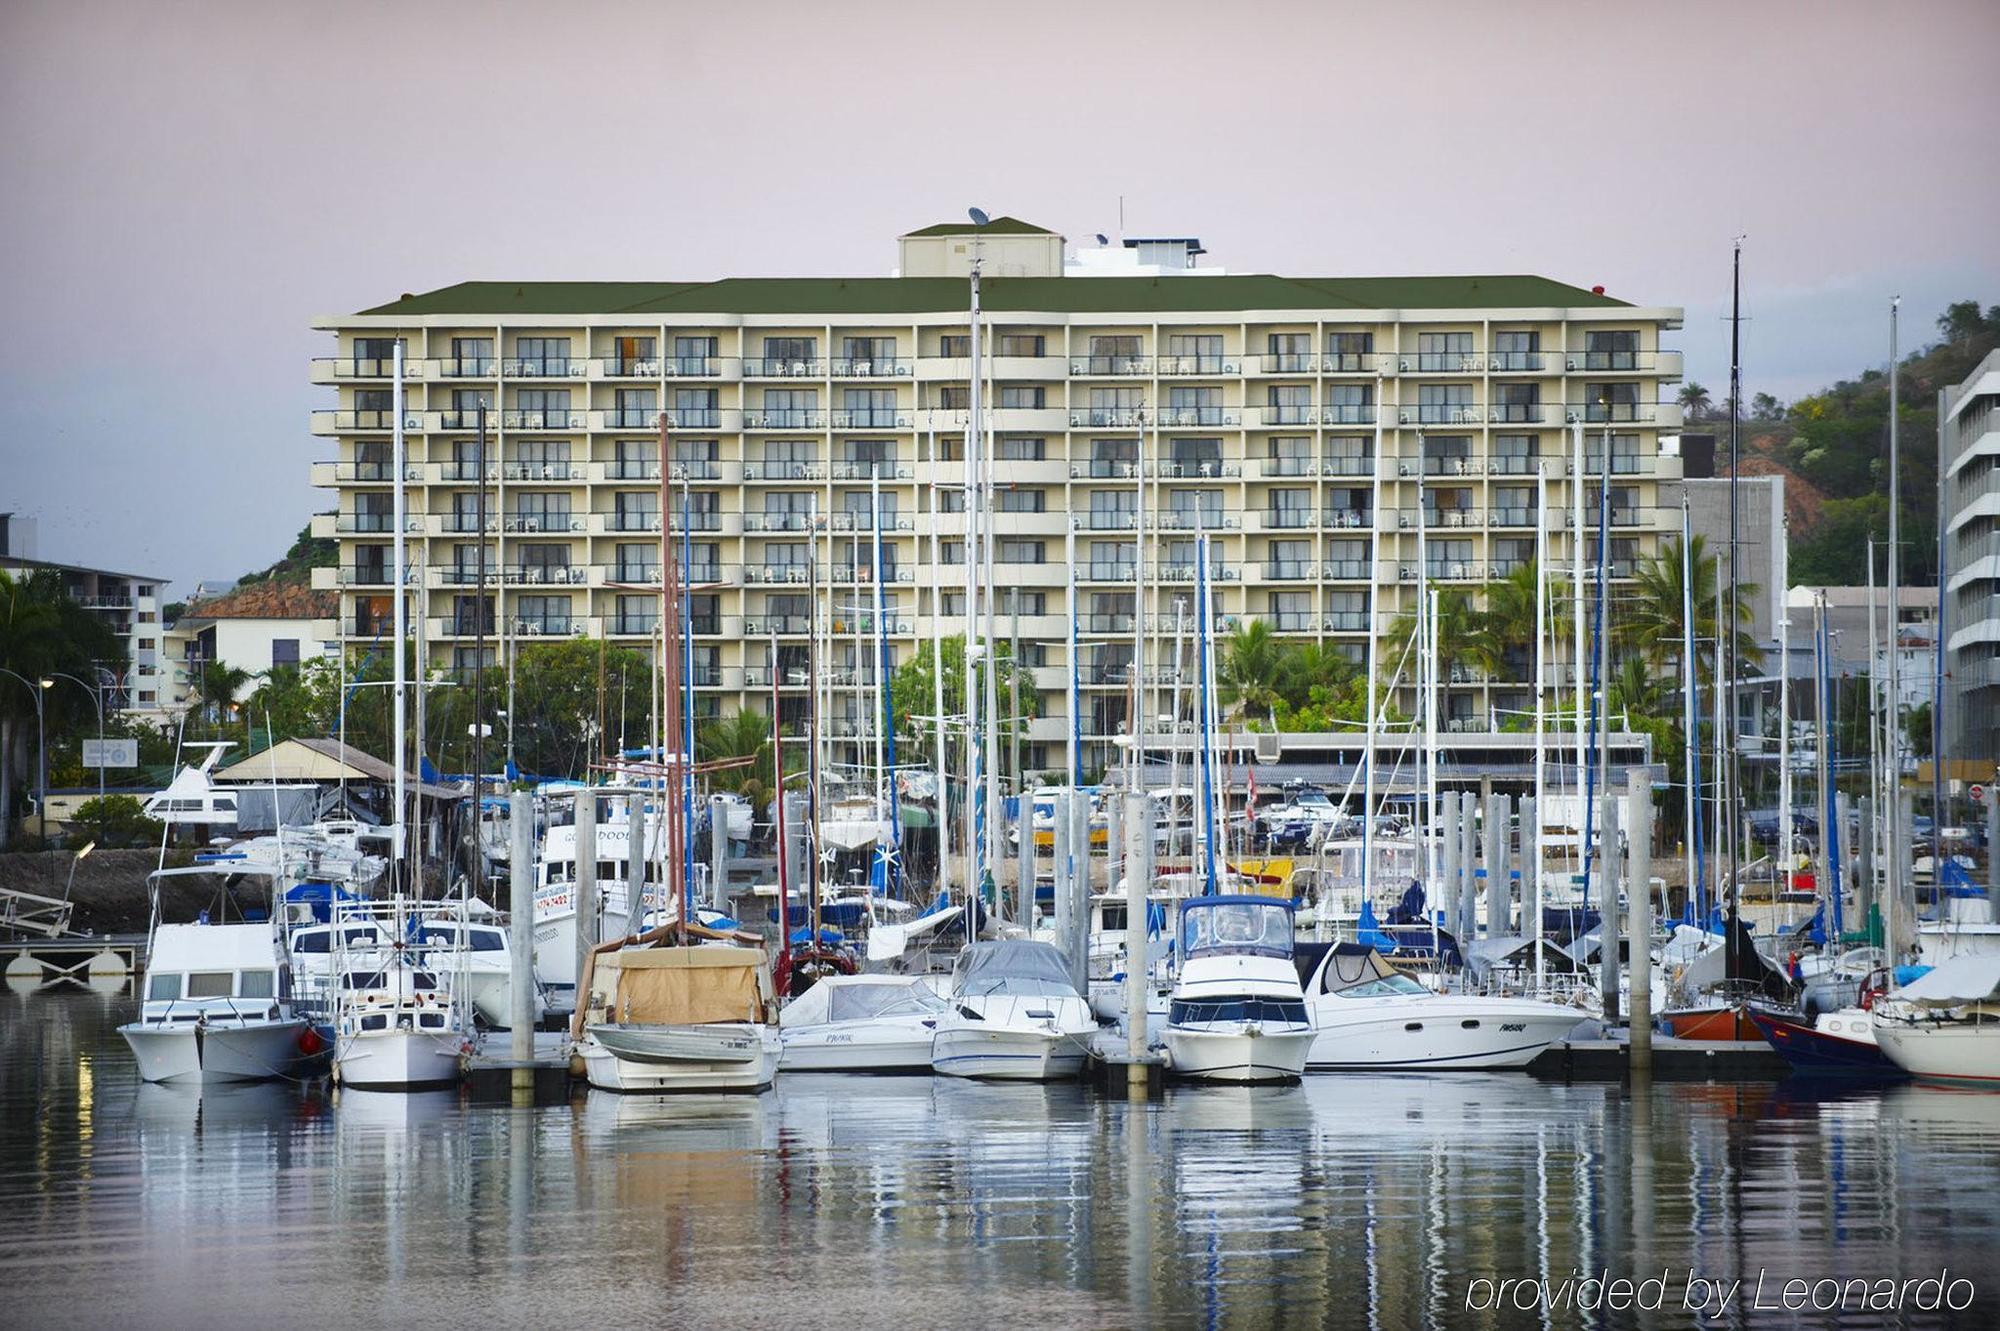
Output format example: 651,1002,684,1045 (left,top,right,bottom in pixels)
450,336,494,374
1266,332,1311,372
936,386,969,411
1268,488,1313,528
840,388,896,426
762,336,817,364
517,595,571,633
1165,333,1224,371
997,540,1046,565
352,337,401,372
1493,329,1541,370
1416,331,1475,371
515,388,572,425
1269,591,1312,631
615,543,657,582
612,388,656,427
1167,437,1222,475
1089,491,1136,527
671,335,717,373
999,385,1045,409
842,438,897,472
1326,383,1372,423
1167,489,1222,528
1326,539,1367,578
997,488,1046,512
1493,434,1538,475
998,333,1045,356
354,439,391,481
763,438,817,477
1090,541,1135,577
609,335,656,373
842,490,898,527
1583,329,1639,370
1585,385,1642,423
1267,384,1313,424
1494,538,1535,573
999,436,1045,461
515,337,571,374
842,335,896,364
1324,435,1372,476
1269,436,1314,476
1494,382,1541,422
453,387,493,413
271,639,300,667
1325,330,1374,370
613,492,657,532
1493,486,1534,525
761,388,817,425
1000,590,1047,616
939,334,971,357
